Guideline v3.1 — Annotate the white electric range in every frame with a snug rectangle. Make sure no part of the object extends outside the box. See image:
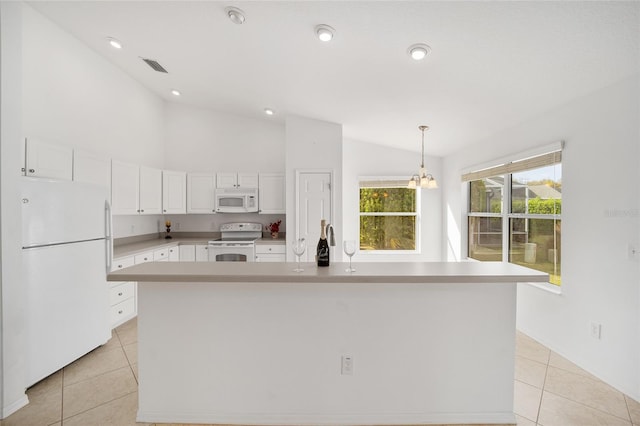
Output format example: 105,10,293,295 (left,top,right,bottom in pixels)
207,222,262,262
